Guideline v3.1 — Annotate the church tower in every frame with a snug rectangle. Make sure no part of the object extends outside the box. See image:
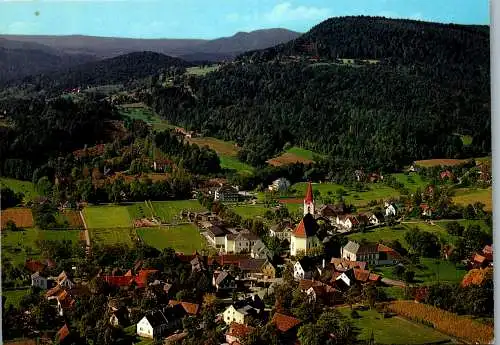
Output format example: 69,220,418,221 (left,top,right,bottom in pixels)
303,182,315,216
